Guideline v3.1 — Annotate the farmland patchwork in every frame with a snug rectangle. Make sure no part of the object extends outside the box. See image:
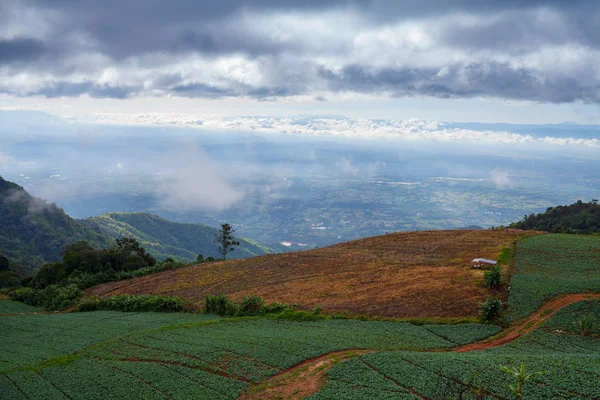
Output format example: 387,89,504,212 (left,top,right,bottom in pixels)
0,303,502,399
508,234,600,321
